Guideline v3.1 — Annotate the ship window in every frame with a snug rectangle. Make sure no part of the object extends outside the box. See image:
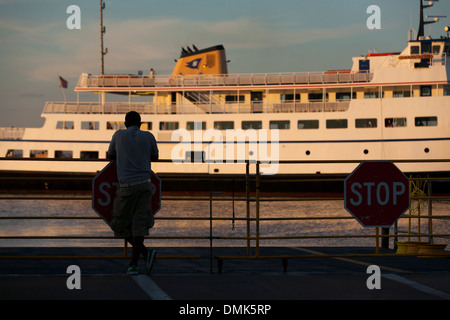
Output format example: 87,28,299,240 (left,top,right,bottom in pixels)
359,59,370,72
420,86,432,97
80,151,98,159
186,151,205,163
141,122,152,130
30,150,48,158
356,118,377,128
415,116,437,127
298,120,319,129
107,122,125,130
5,149,23,158
159,121,179,130
214,121,234,130
326,119,348,129
444,86,450,96
56,121,74,130
225,95,244,103
186,121,206,130
308,93,327,101
55,150,73,159
385,118,407,127
336,92,352,101
364,91,379,99
421,42,431,54
410,45,419,54
242,121,262,130
281,94,300,102
81,121,99,130
393,91,411,98
432,45,441,54
270,120,290,130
